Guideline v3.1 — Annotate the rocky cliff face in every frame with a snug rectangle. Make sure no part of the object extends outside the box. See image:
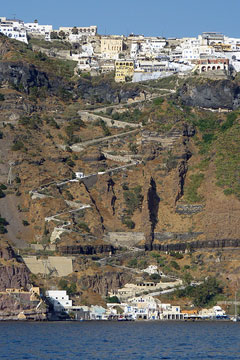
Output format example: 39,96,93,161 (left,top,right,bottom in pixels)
77,78,141,104
79,270,132,296
0,61,57,94
0,241,30,291
178,79,240,109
